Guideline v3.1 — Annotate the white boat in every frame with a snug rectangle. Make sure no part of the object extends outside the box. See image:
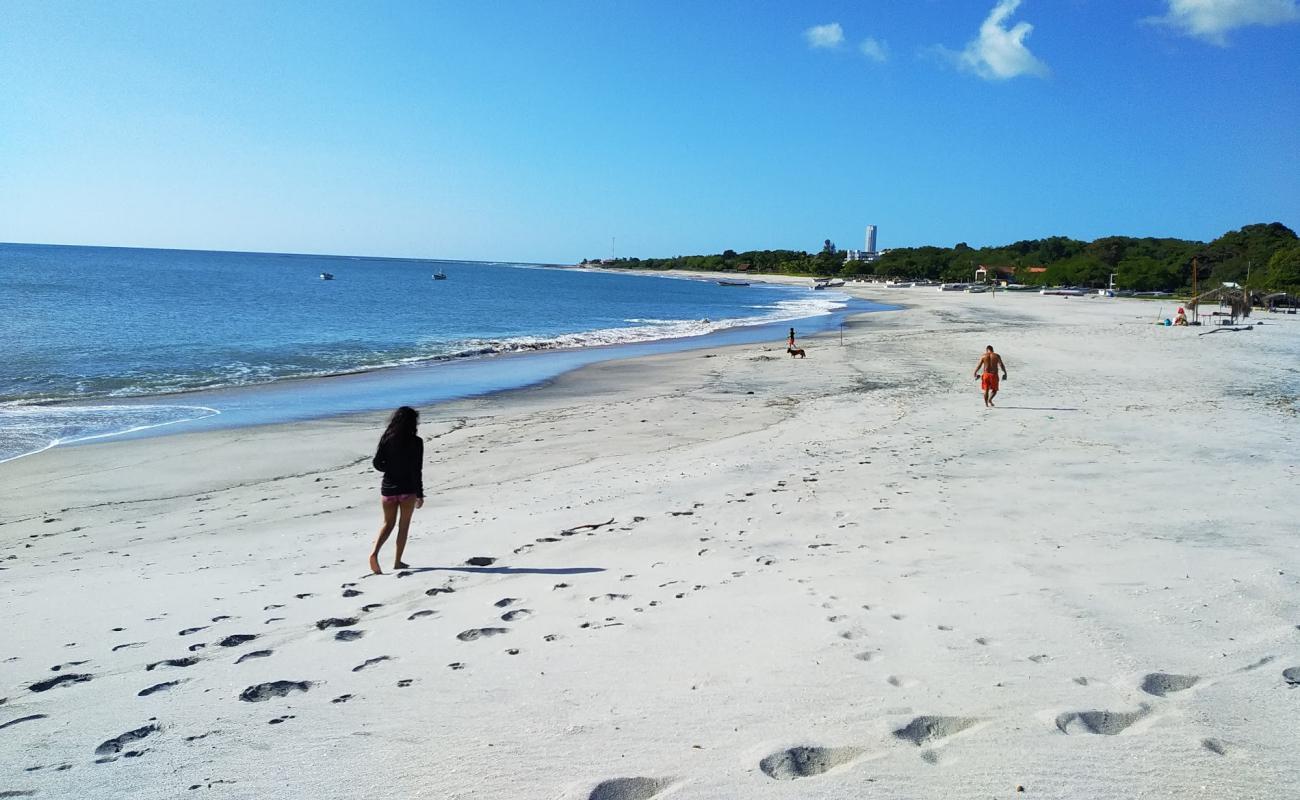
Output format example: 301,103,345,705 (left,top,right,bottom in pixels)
320,272,334,281
939,283,969,292
813,278,845,290
1041,287,1086,296
966,284,990,293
